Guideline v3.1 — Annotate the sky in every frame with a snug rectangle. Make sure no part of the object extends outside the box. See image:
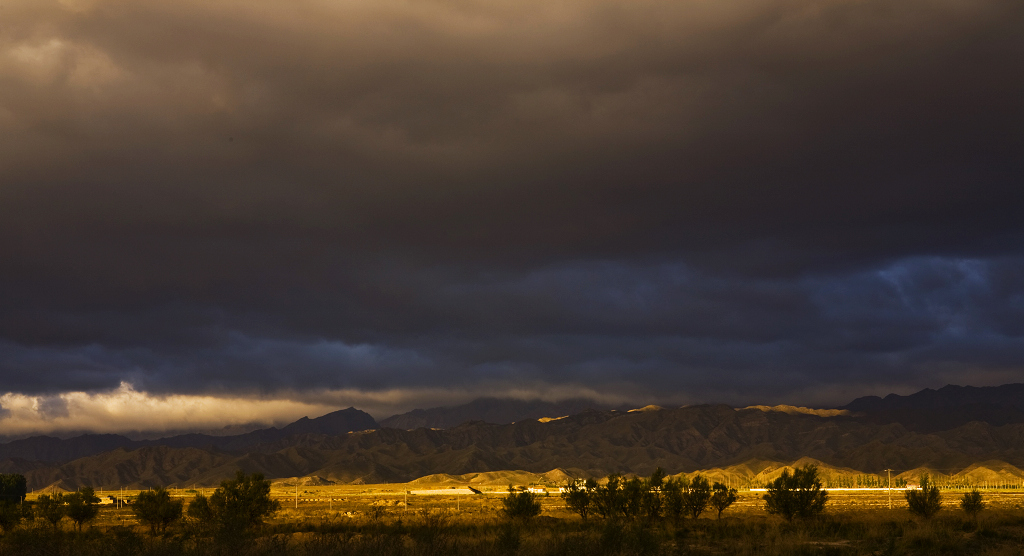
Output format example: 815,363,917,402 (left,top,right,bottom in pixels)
1,0,1023,435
